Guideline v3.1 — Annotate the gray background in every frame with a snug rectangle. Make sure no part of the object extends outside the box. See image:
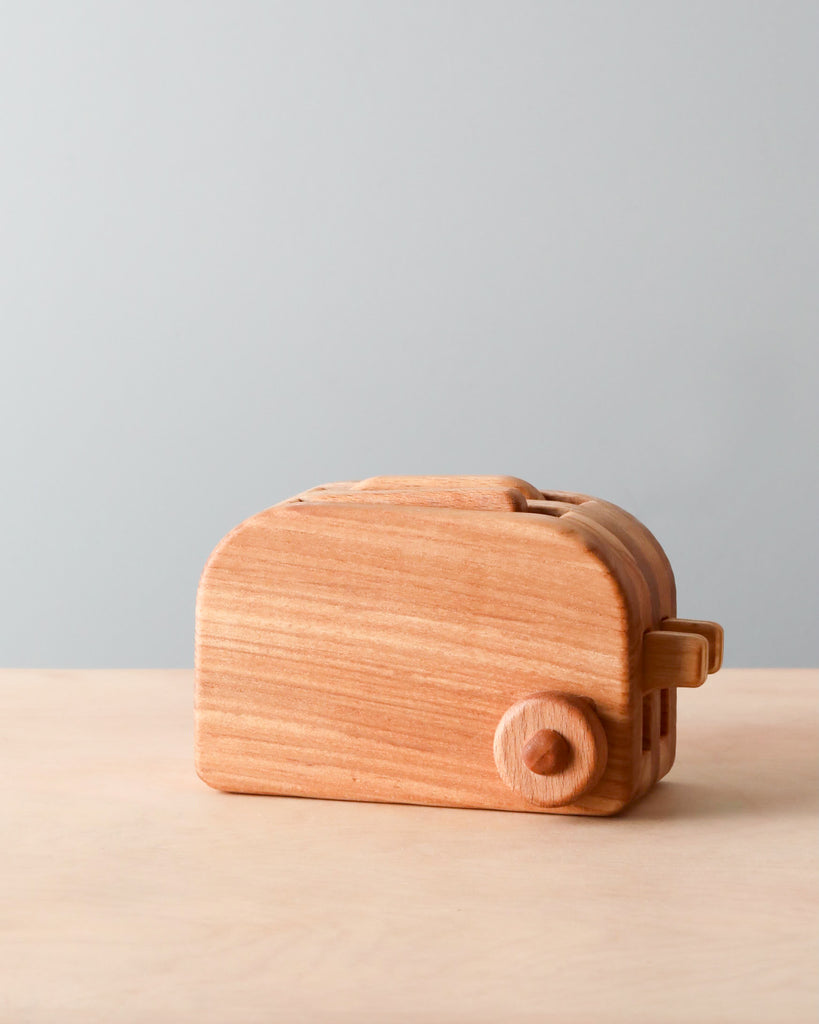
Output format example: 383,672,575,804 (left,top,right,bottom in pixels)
2,2,816,667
